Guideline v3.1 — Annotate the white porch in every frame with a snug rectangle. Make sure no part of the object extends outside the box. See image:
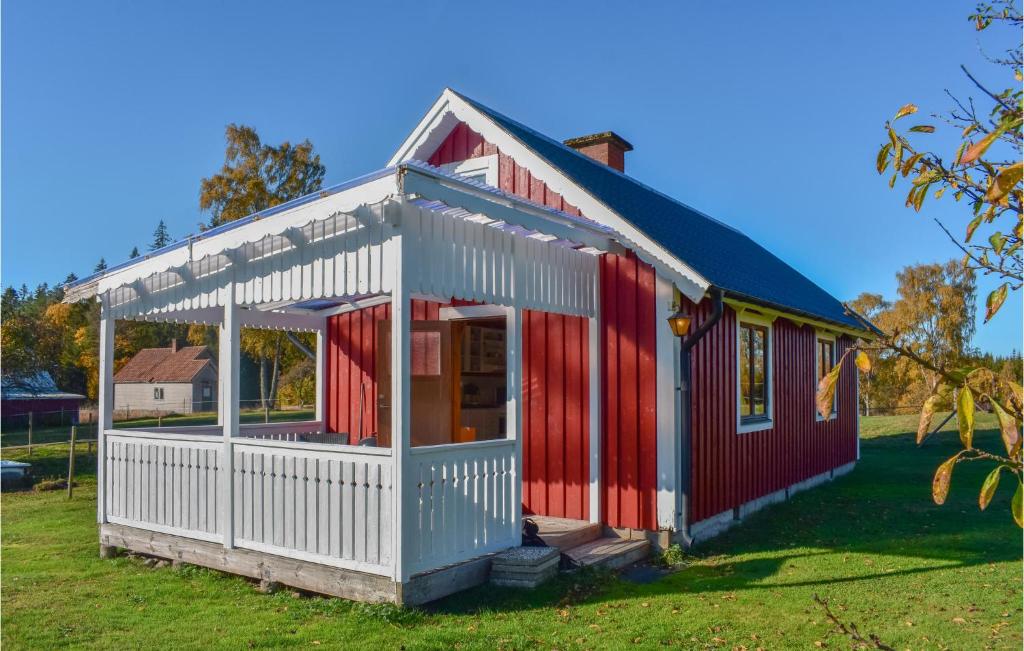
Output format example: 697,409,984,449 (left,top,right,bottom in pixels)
79,163,617,602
